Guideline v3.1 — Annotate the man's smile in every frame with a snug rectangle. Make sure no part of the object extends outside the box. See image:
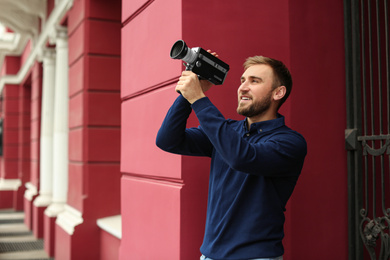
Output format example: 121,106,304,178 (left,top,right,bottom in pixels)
239,95,252,103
